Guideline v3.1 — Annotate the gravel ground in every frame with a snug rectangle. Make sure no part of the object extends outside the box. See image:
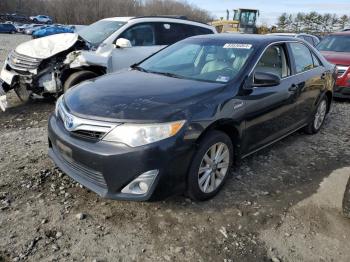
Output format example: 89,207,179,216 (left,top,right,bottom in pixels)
1,34,350,262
